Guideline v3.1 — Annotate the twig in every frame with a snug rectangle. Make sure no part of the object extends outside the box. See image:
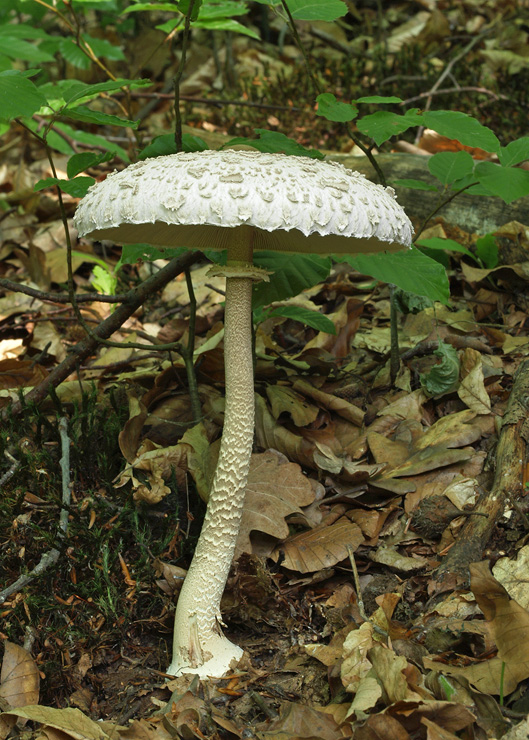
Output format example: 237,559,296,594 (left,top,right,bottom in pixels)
0,417,72,606
0,278,127,304
346,544,368,622
0,451,21,490
0,250,201,421
182,268,202,423
400,86,506,106
173,0,198,152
